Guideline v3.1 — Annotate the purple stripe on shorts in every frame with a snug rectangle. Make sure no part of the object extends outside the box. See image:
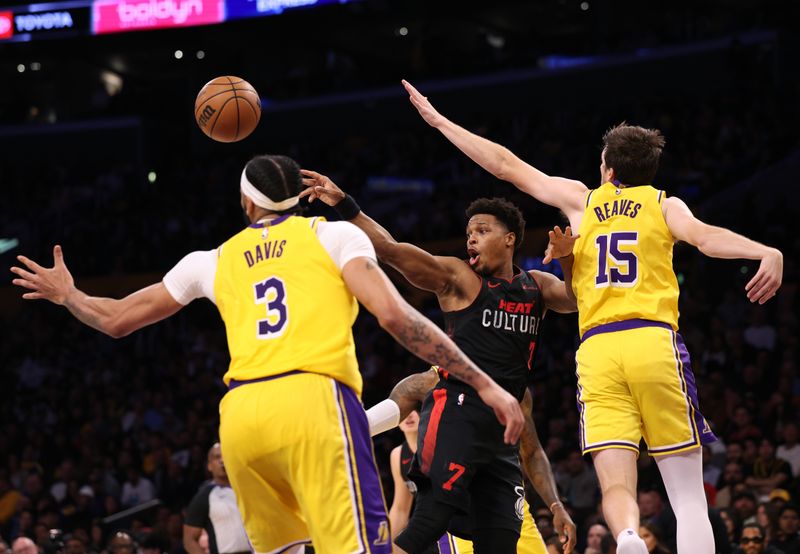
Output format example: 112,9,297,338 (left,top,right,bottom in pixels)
437,534,454,554
581,318,673,342
337,382,392,553
673,333,717,446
